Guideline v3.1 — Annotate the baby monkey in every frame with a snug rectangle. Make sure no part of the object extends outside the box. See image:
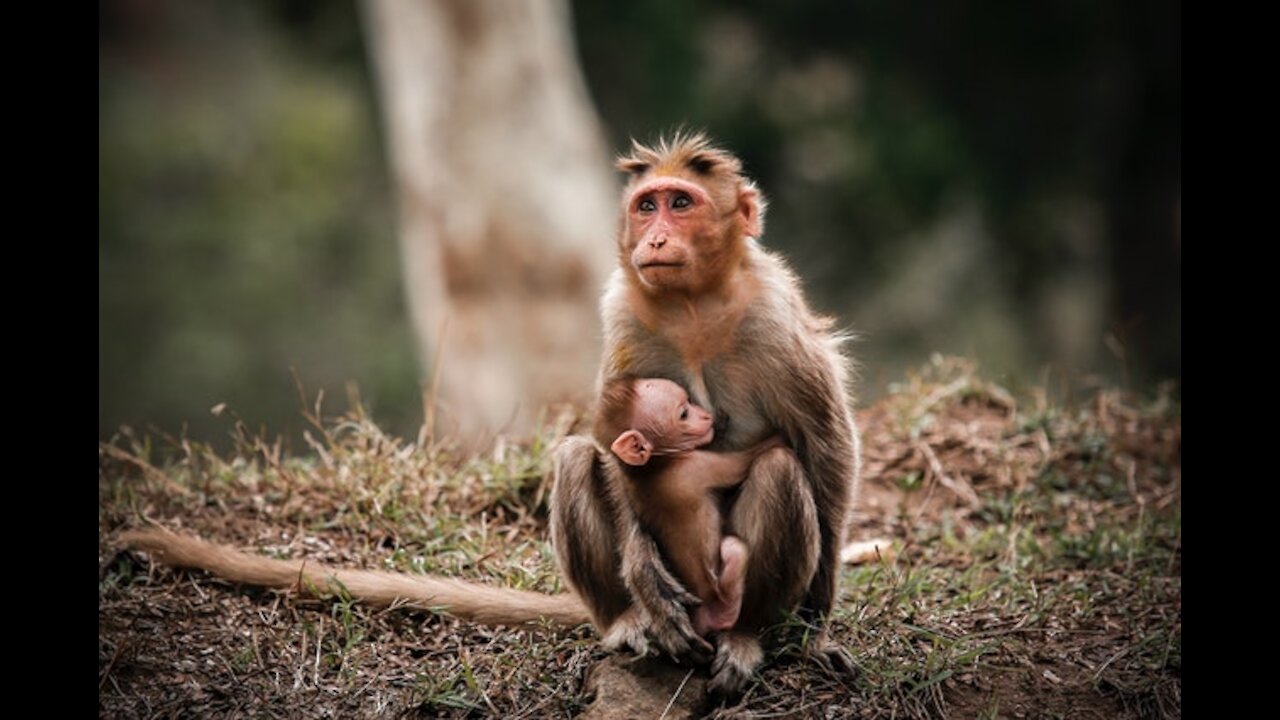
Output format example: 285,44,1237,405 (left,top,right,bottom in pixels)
595,377,782,635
